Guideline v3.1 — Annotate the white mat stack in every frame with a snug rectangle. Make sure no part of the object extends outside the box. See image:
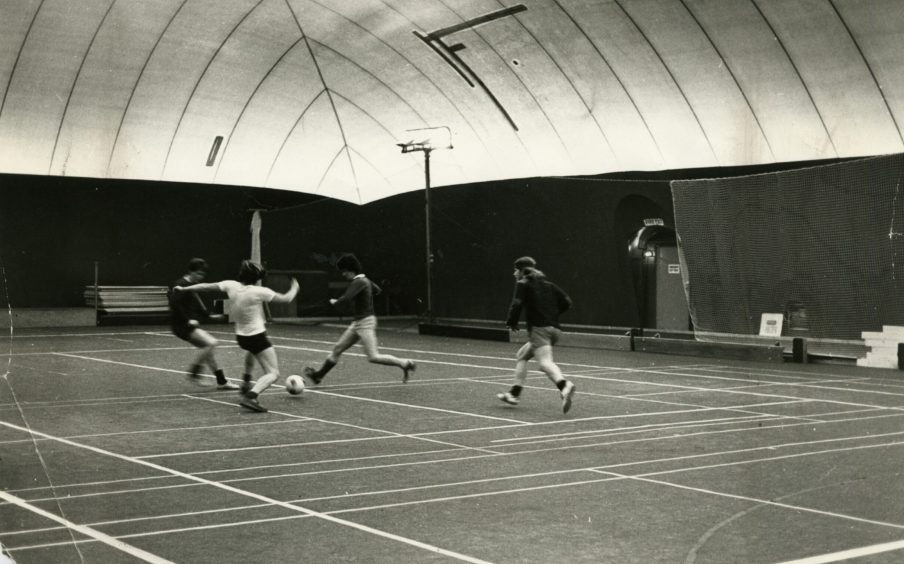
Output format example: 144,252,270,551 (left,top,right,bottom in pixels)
857,325,904,369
